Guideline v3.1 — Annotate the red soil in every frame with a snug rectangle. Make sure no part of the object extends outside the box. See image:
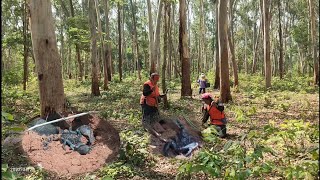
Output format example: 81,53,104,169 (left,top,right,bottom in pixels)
21,113,120,177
